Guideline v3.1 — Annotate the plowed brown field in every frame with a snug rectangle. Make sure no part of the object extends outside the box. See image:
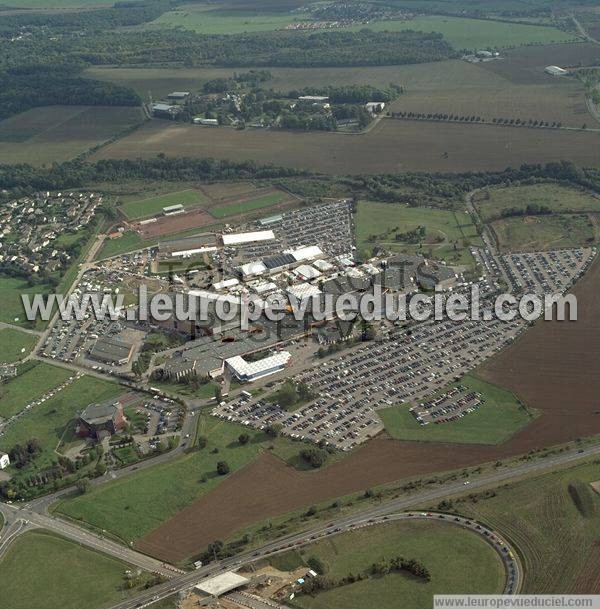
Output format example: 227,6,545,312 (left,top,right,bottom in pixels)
136,256,600,563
